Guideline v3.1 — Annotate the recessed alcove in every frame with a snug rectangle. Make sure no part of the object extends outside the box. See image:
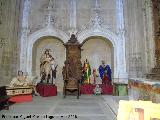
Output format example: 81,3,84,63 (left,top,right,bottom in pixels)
81,36,114,83
32,36,66,91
